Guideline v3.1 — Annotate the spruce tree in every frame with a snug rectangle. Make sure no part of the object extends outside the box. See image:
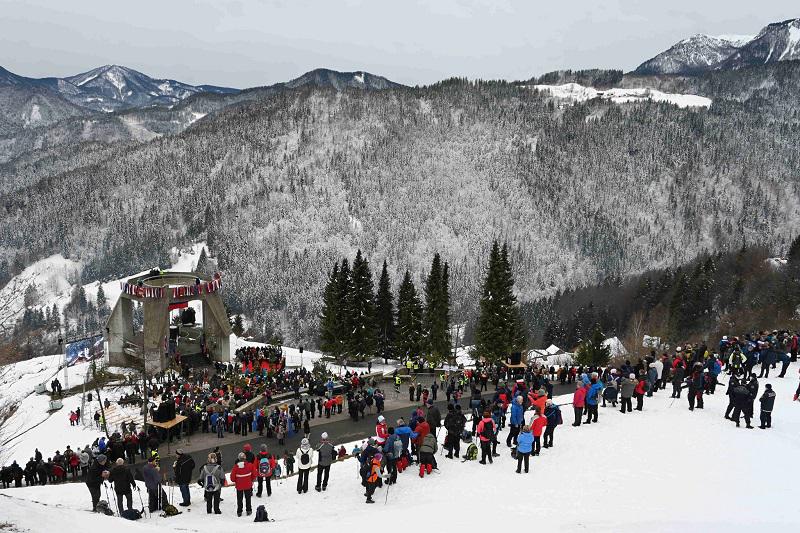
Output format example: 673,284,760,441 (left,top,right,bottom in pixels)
475,241,526,364
318,262,341,357
396,271,424,363
375,260,395,363
334,258,352,361
347,250,377,362
668,270,689,339
424,253,451,366
575,326,611,367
